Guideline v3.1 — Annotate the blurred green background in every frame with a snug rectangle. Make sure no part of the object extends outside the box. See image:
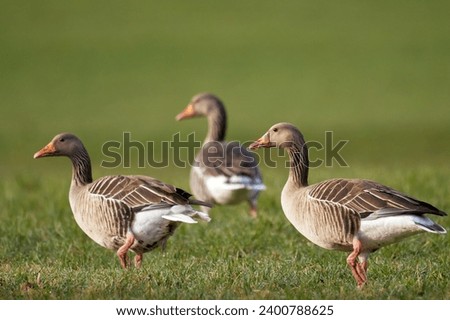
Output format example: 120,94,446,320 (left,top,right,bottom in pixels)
1,0,449,182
